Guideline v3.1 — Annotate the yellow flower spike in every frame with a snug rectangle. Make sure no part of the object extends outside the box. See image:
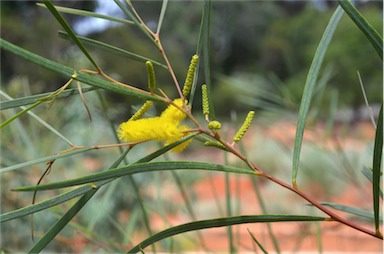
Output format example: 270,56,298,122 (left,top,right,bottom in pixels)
182,55,199,98
201,84,209,116
146,61,156,93
161,98,187,123
130,100,153,121
117,98,192,152
165,125,193,152
233,111,255,143
208,120,221,130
